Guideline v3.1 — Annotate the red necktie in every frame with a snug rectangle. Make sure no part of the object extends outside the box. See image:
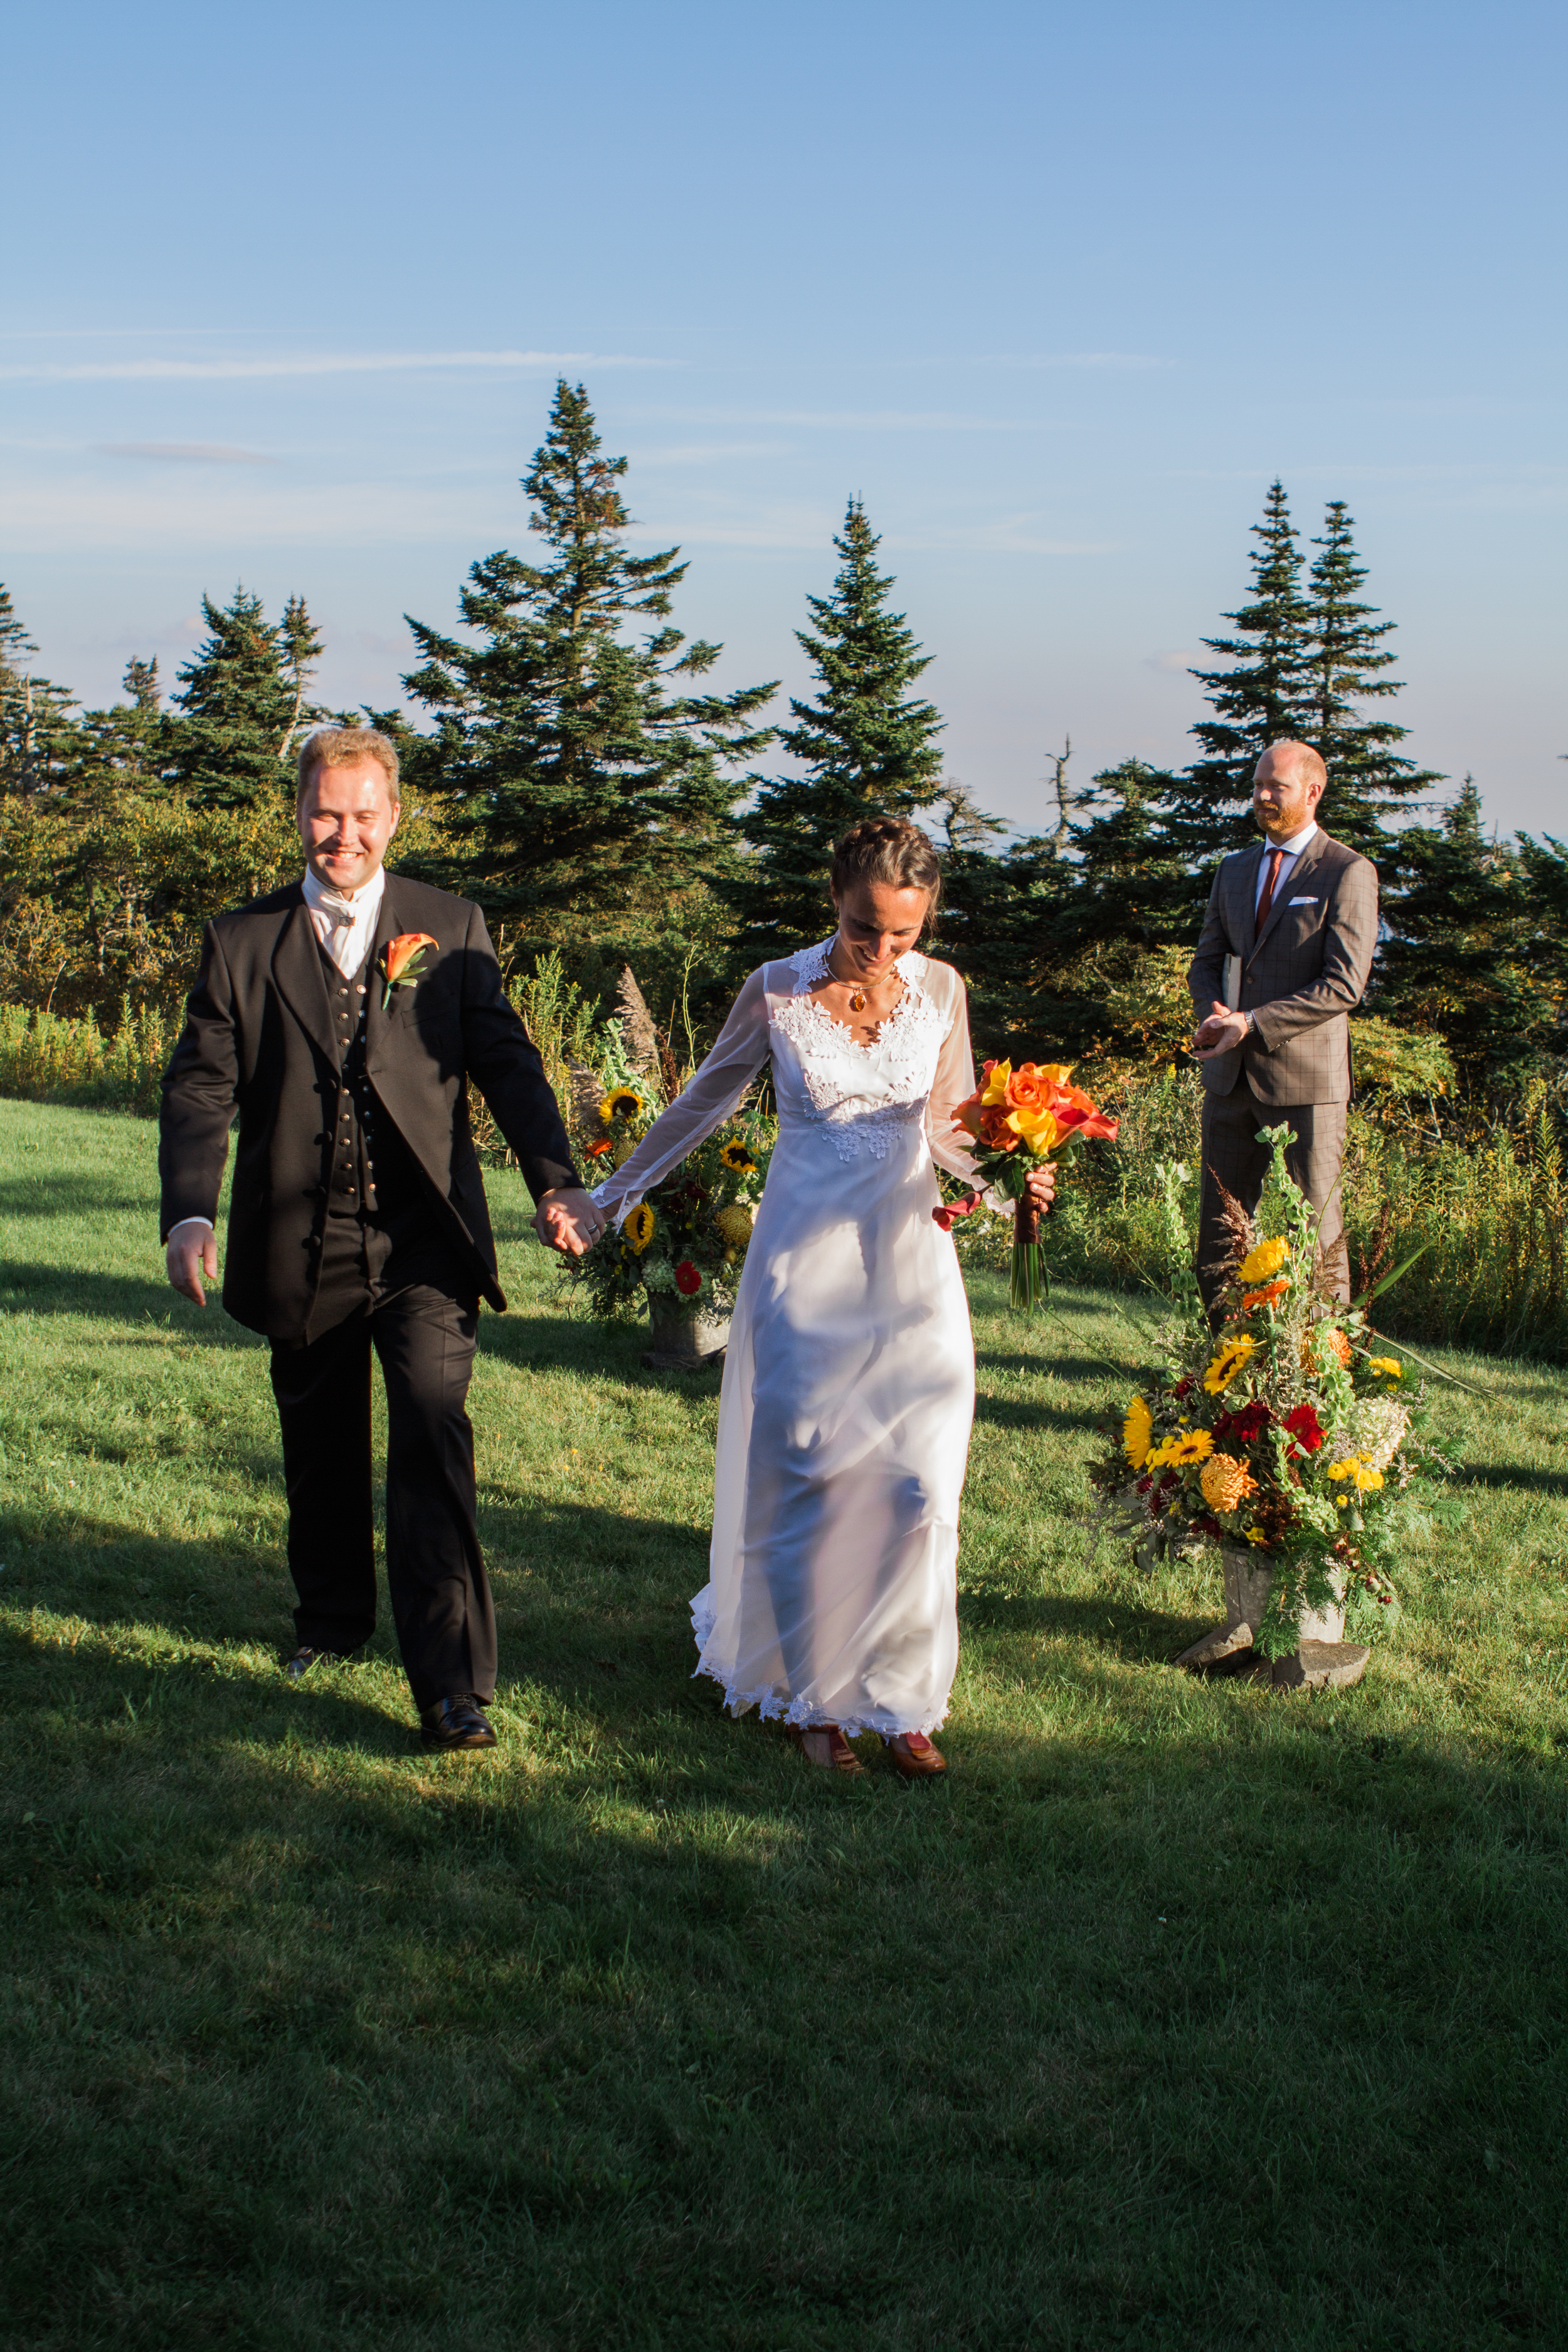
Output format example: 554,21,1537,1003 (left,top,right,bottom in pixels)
1255,847,1284,928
